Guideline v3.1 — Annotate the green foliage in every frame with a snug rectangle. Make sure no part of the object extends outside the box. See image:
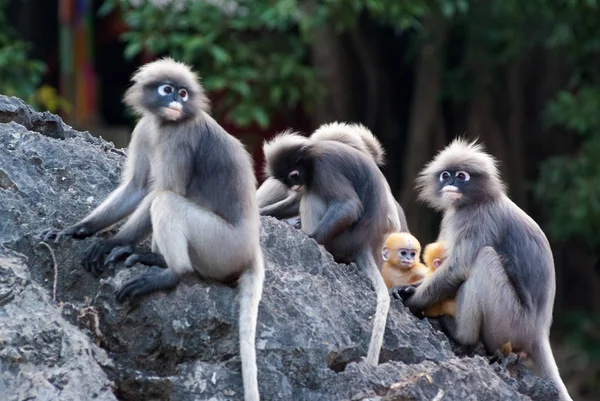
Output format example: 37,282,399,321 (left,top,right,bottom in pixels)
0,0,67,113
559,310,600,362
532,1,600,248
534,89,600,247
101,0,326,128
100,0,457,128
